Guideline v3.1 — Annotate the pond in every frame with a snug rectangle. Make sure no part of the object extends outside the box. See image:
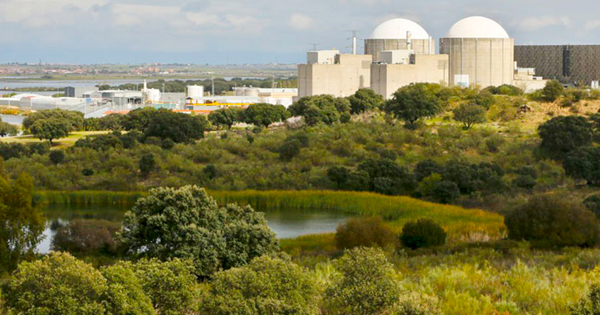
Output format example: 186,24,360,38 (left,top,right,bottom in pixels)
38,204,347,254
